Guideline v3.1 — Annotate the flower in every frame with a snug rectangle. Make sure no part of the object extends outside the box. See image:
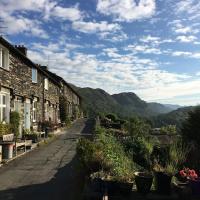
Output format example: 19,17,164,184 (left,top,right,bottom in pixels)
179,168,198,180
